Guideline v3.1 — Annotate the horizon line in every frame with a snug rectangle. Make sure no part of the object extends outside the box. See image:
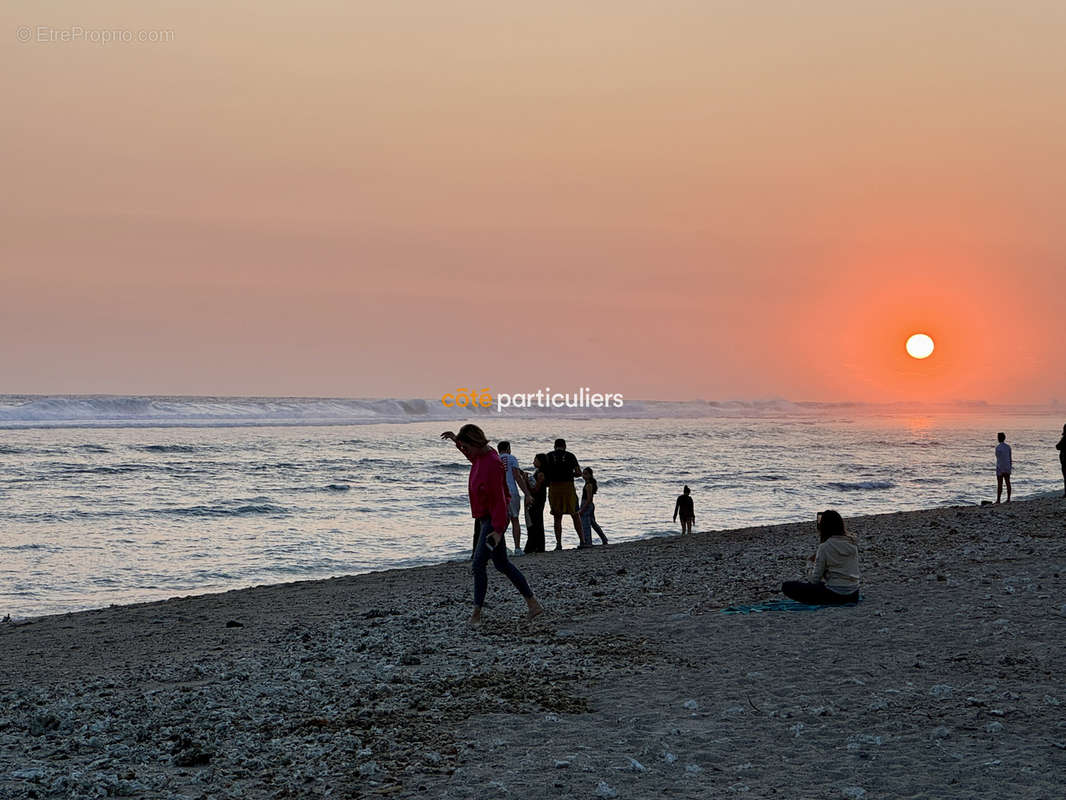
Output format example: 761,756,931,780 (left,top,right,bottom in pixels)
0,392,1062,409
